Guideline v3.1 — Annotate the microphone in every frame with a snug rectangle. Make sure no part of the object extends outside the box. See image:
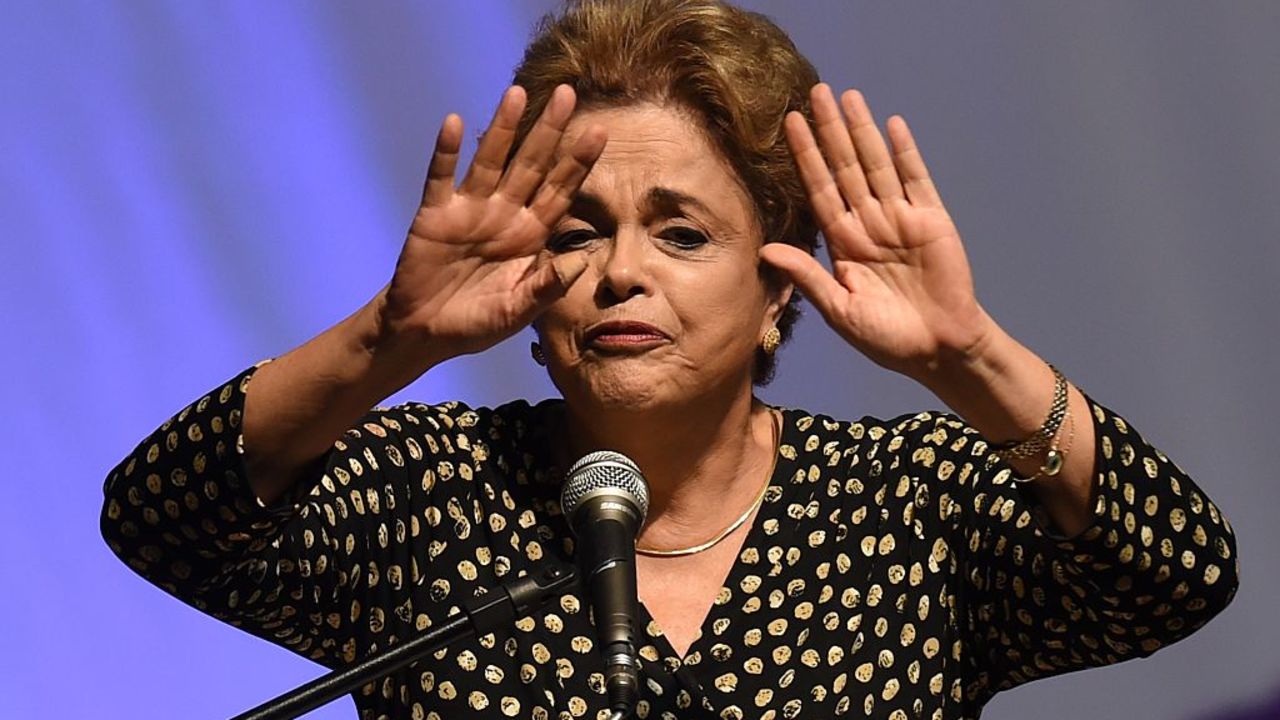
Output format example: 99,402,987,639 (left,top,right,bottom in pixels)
560,451,649,719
